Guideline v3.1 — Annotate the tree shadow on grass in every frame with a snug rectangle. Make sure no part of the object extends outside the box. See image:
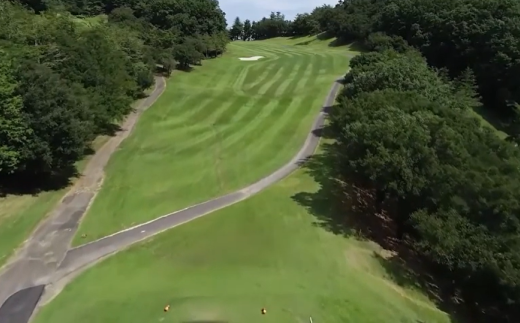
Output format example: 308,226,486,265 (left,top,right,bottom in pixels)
291,132,478,323
293,32,335,44
0,164,79,197
295,39,317,46
289,35,309,40
176,64,194,72
98,122,122,137
317,31,335,41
